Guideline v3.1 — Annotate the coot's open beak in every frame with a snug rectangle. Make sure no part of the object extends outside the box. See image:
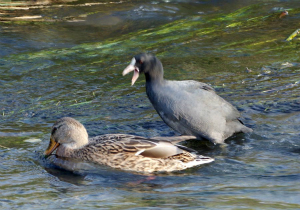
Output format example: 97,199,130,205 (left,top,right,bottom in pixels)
44,137,60,158
122,58,139,86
